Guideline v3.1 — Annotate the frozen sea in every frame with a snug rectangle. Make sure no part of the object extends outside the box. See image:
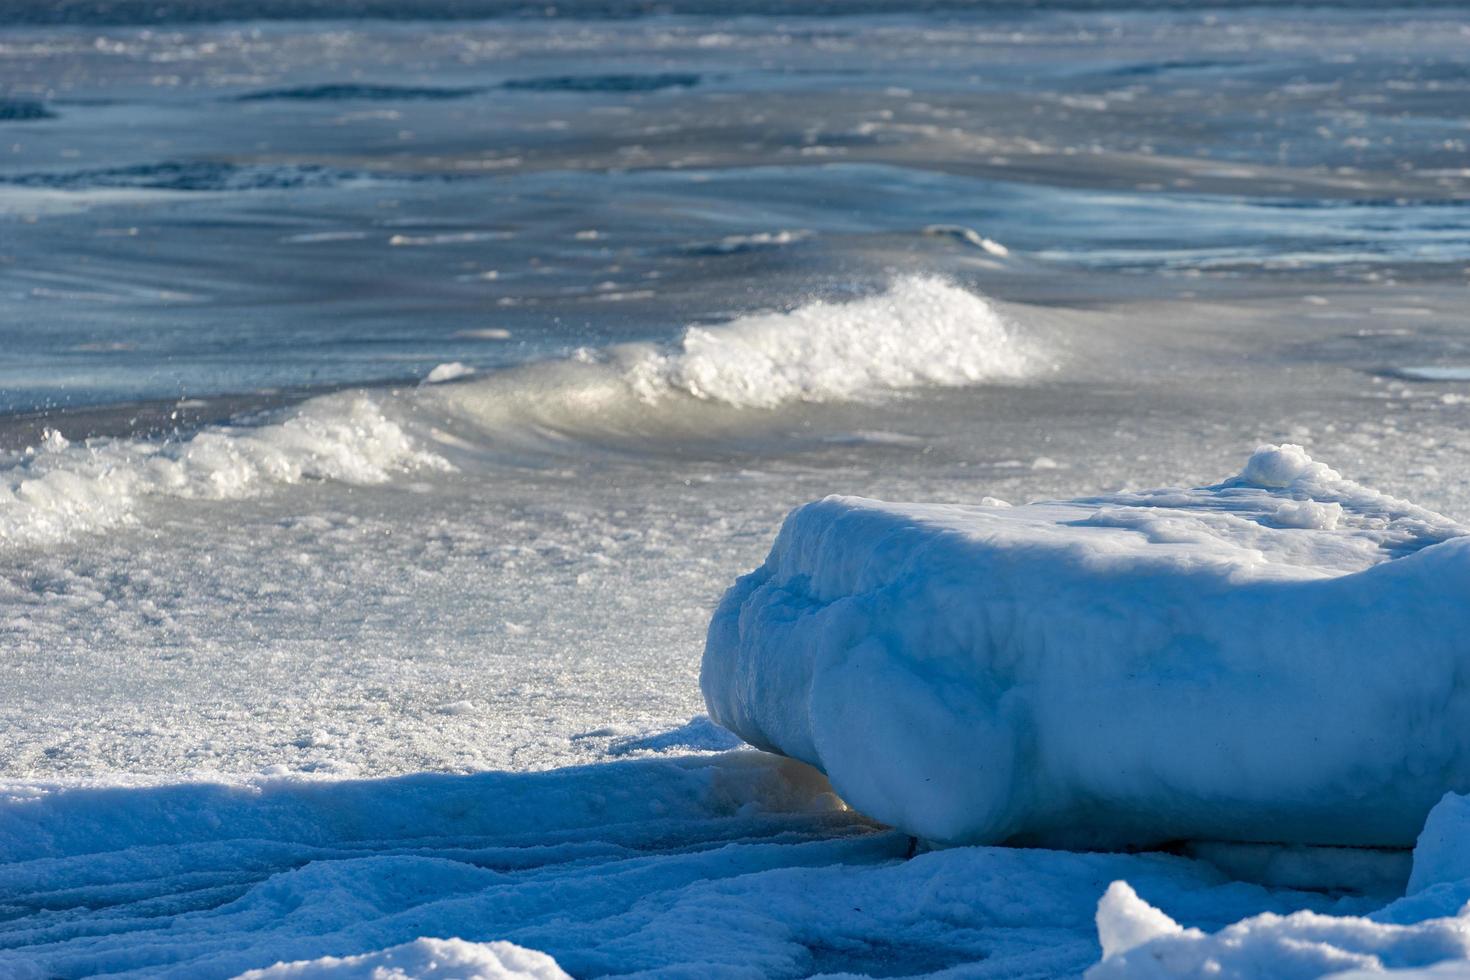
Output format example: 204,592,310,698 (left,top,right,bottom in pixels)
2,1,1470,976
